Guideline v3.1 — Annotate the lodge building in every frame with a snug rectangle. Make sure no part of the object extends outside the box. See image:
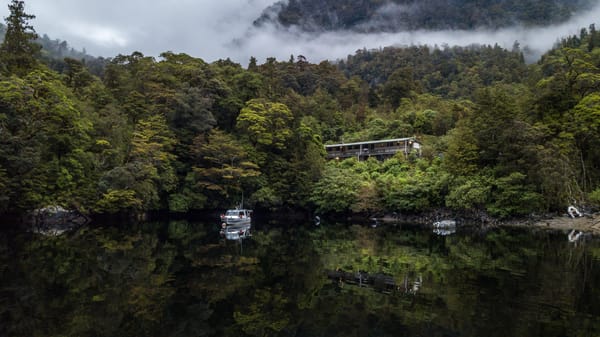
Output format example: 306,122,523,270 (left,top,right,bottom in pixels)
325,137,421,161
